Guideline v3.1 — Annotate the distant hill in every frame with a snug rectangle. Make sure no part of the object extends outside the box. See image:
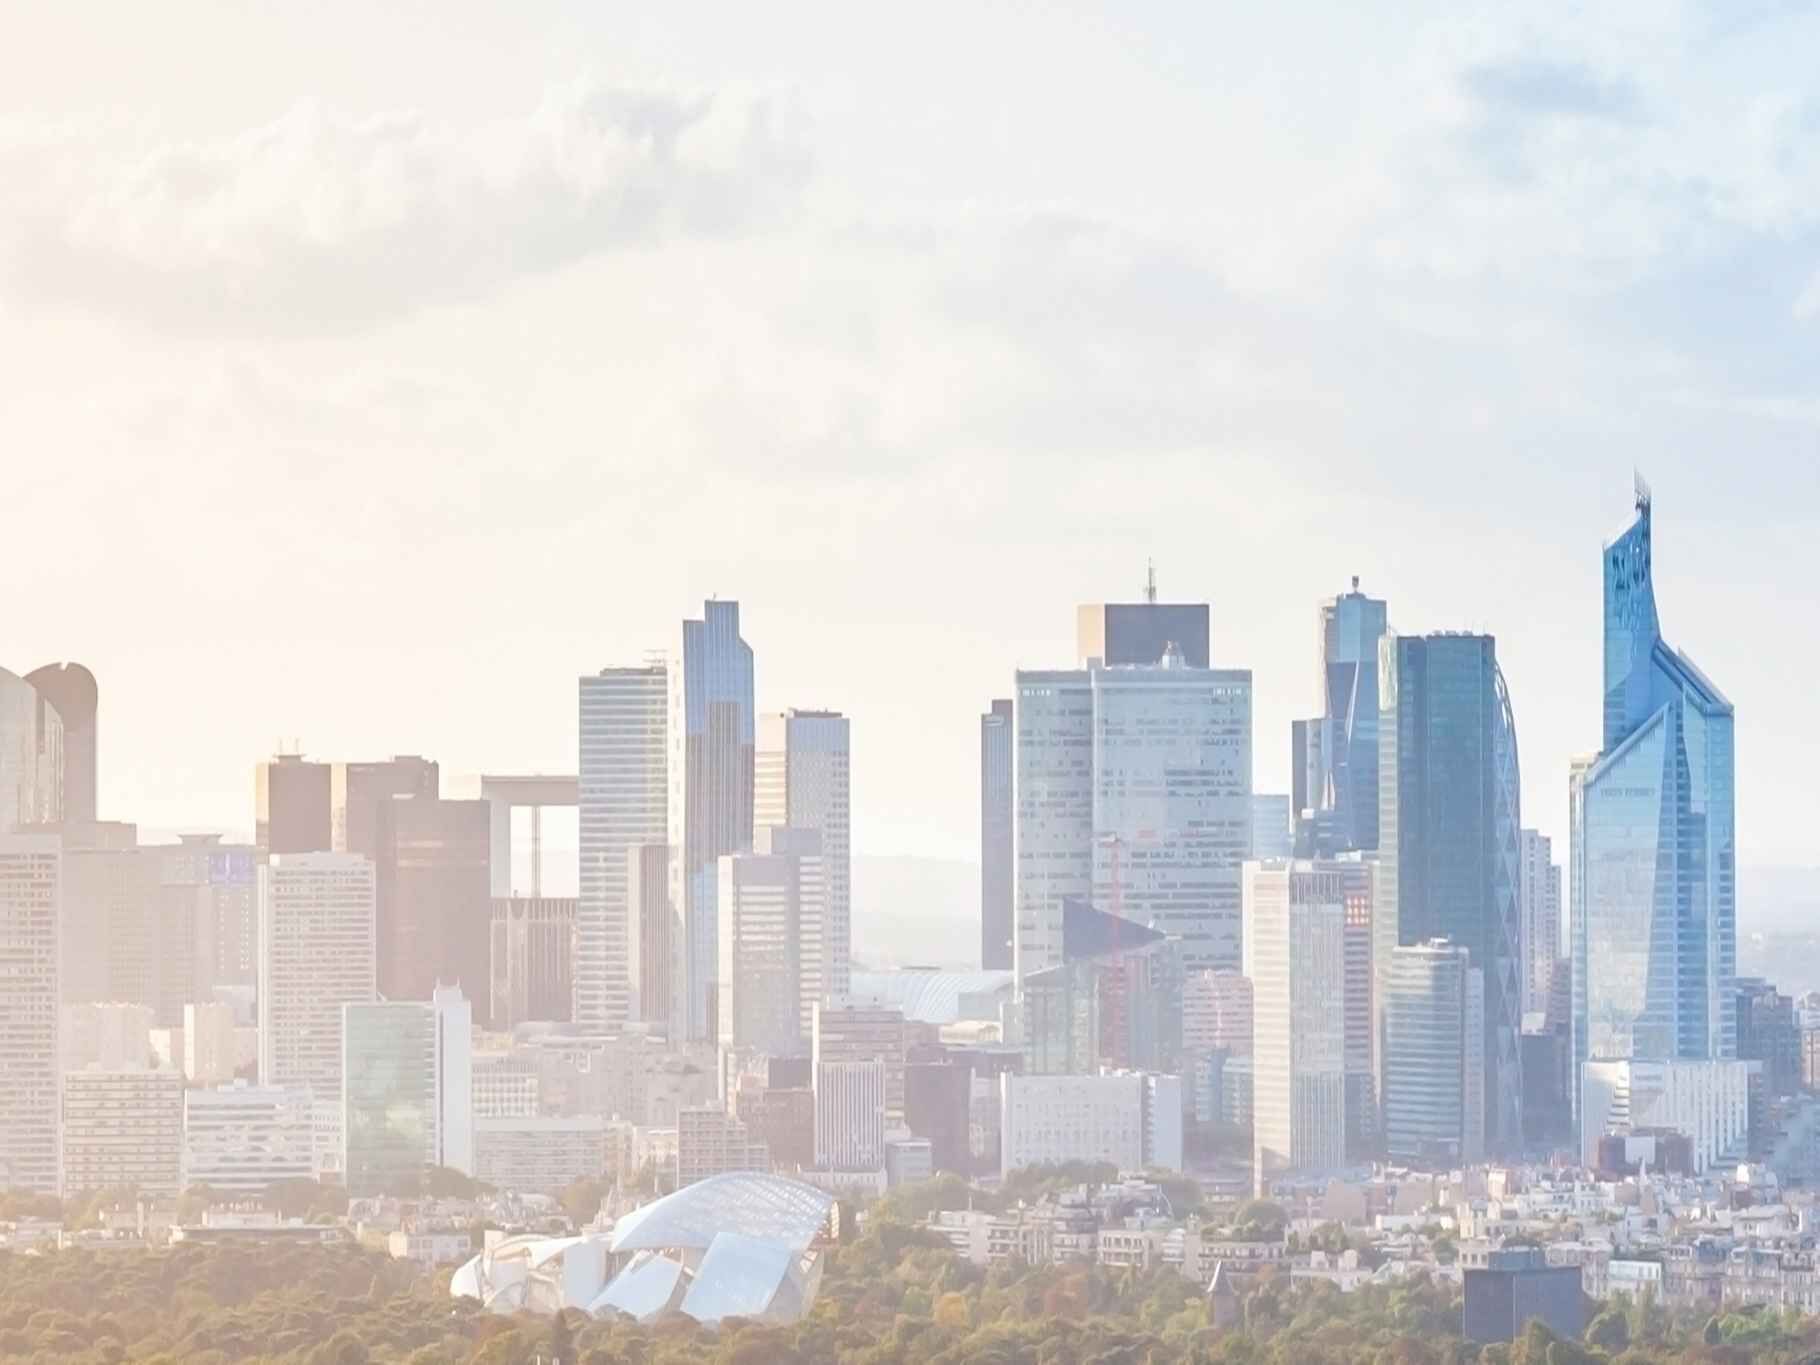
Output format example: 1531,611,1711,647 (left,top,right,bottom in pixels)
853,855,979,971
